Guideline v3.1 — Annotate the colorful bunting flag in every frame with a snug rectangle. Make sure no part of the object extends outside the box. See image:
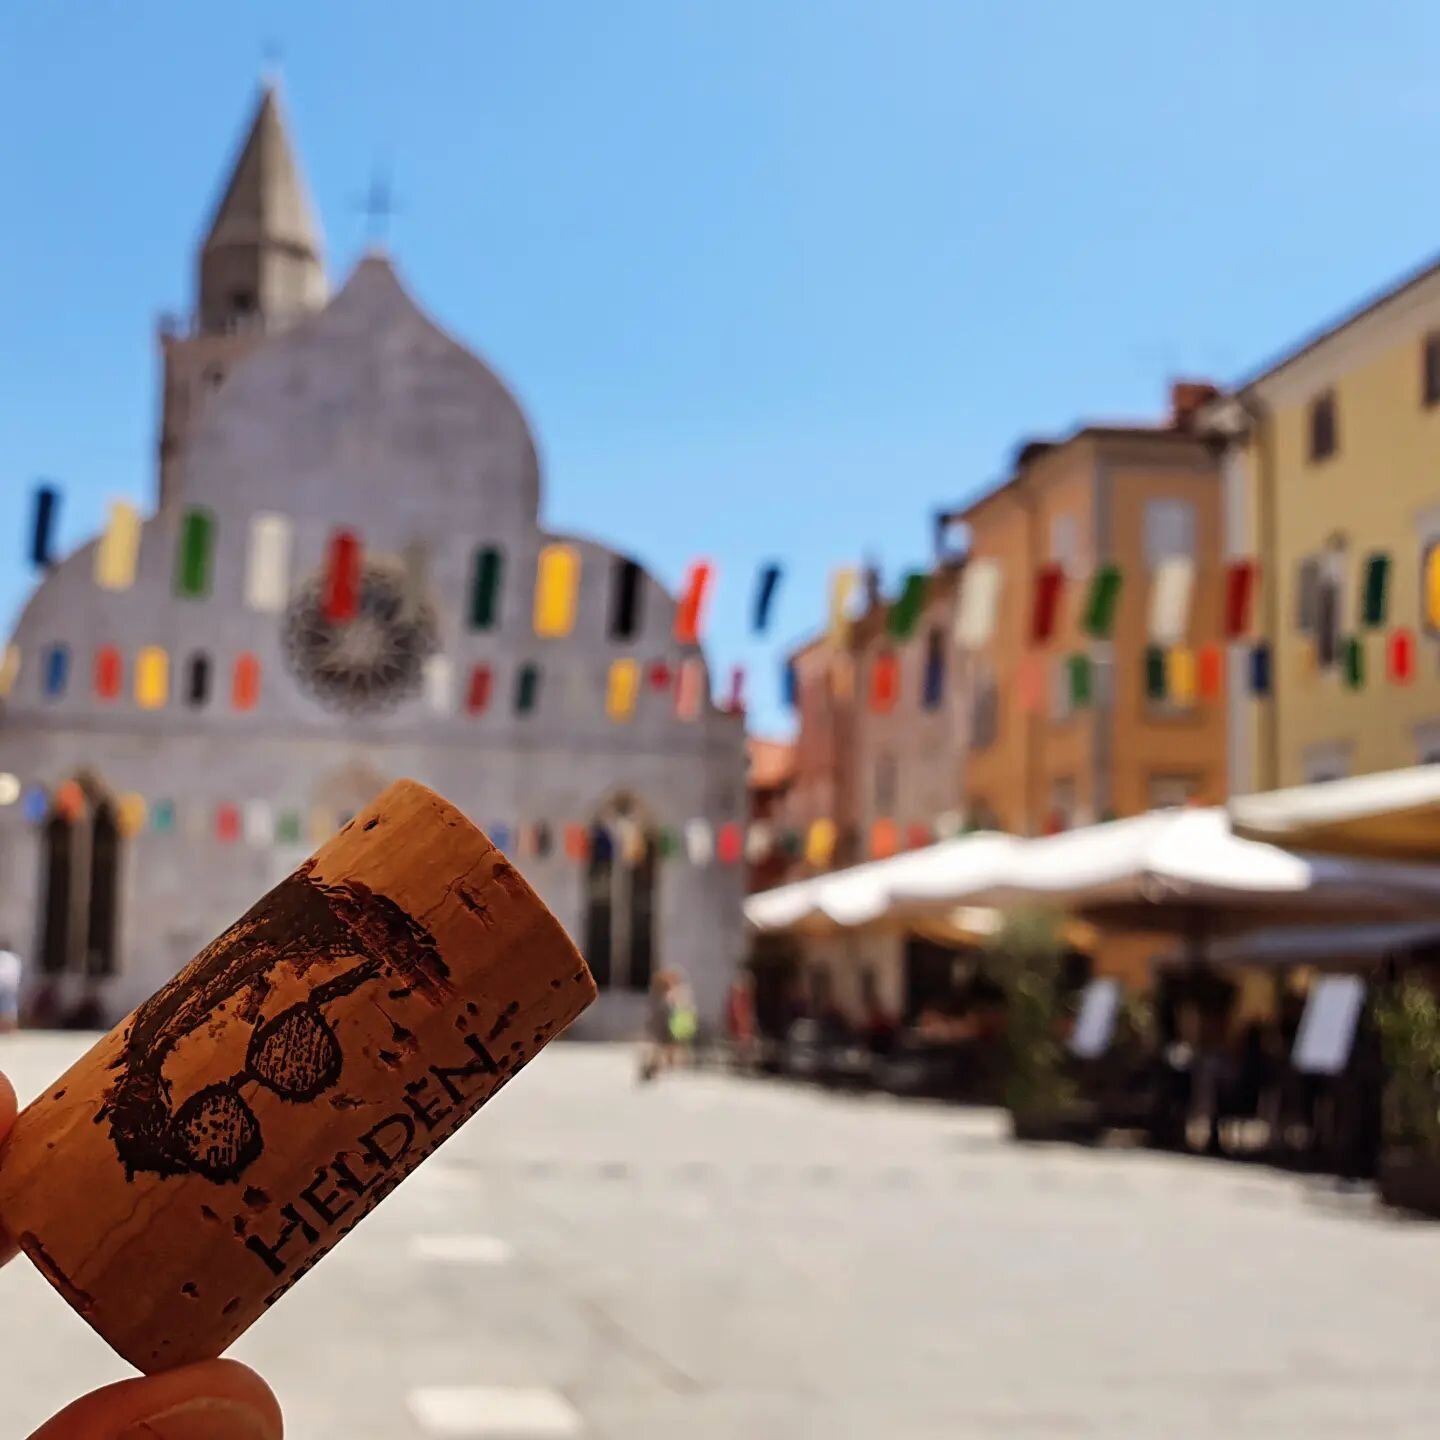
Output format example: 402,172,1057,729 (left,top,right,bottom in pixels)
1343,636,1365,690
151,798,176,835
22,787,48,825
243,800,271,846
744,822,773,864
1067,653,1092,707
184,651,211,708
1167,646,1197,704
609,556,644,639
117,793,147,839
54,780,85,822
828,567,858,645
1082,565,1122,639
723,665,745,713
888,571,929,638
1197,643,1224,700
1224,559,1256,638
94,646,122,702
399,538,430,621
922,628,945,710
490,824,513,855
563,823,589,861
216,804,241,844
1361,552,1390,628
674,560,714,644
41,644,68,699
685,818,714,865
425,655,453,713
934,810,964,839
176,508,216,599
646,660,673,691
675,657,704,720
1426,542,1440,637
1389,628,1416,685
30,484,59,570
805,818,837,867
95,501,141,591
245,514,292,612
1031,564,1064,644
470,546,503,630
870,818,899,860
606,658,640,720
1249,643,1272,697
467,664,492,715
515,662,541,714
1144,645,1167,701
1017,653,1043,713
717,823,743,864
955,558,1001,649
321,529,360,621
752,562,782,634
870,650,900,713
905,822,932,850
534,544,580,638
232,652,260,712
1148,556,1194,645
